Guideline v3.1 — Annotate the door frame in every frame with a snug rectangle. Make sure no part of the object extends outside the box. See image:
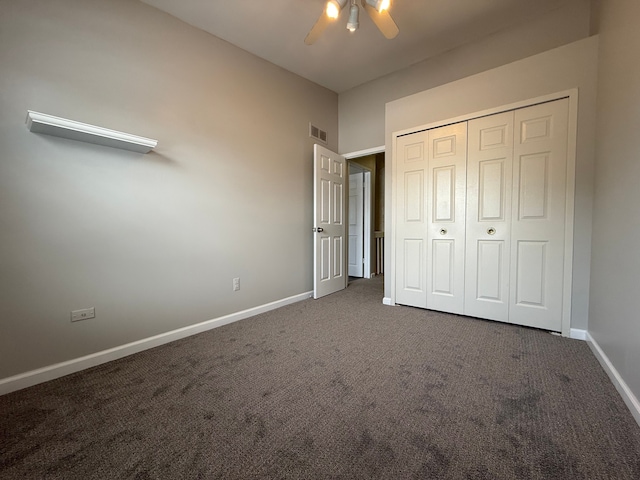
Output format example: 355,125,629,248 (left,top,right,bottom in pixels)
344,146,385,280
347,164,364,278
390,89,578,337
363,170,372,278
347,162,373,278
